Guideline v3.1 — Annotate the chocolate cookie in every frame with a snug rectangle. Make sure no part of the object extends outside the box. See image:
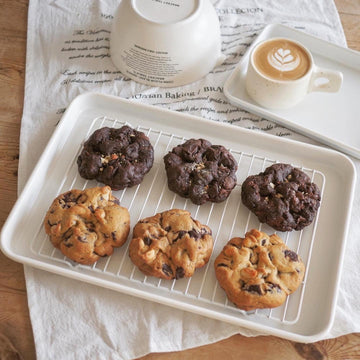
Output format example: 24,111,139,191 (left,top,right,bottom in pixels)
163,139,237,205
129,209,214,280
241,163,321,232
44,186,130,265
77,125,154,190
215,229,305,311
